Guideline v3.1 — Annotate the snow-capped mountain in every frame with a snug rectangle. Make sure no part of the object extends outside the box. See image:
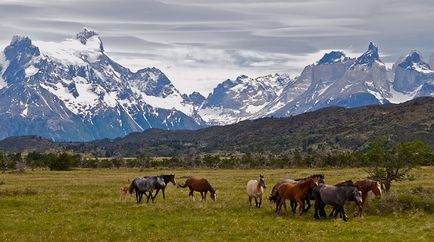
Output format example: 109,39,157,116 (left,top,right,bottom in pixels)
391,51,434,102
1,30,433,141
198,73,292,125
209,42,433,123
0,28,205,141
